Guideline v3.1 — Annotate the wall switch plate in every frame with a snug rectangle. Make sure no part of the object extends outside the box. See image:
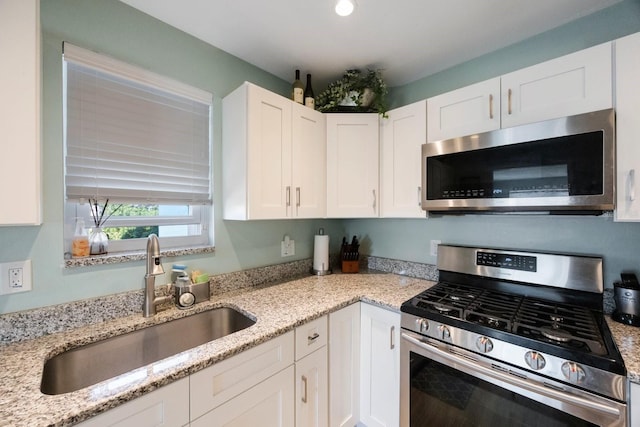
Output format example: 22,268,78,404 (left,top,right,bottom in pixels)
281,235,295,257
430,240,442,257
0,260,32,294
